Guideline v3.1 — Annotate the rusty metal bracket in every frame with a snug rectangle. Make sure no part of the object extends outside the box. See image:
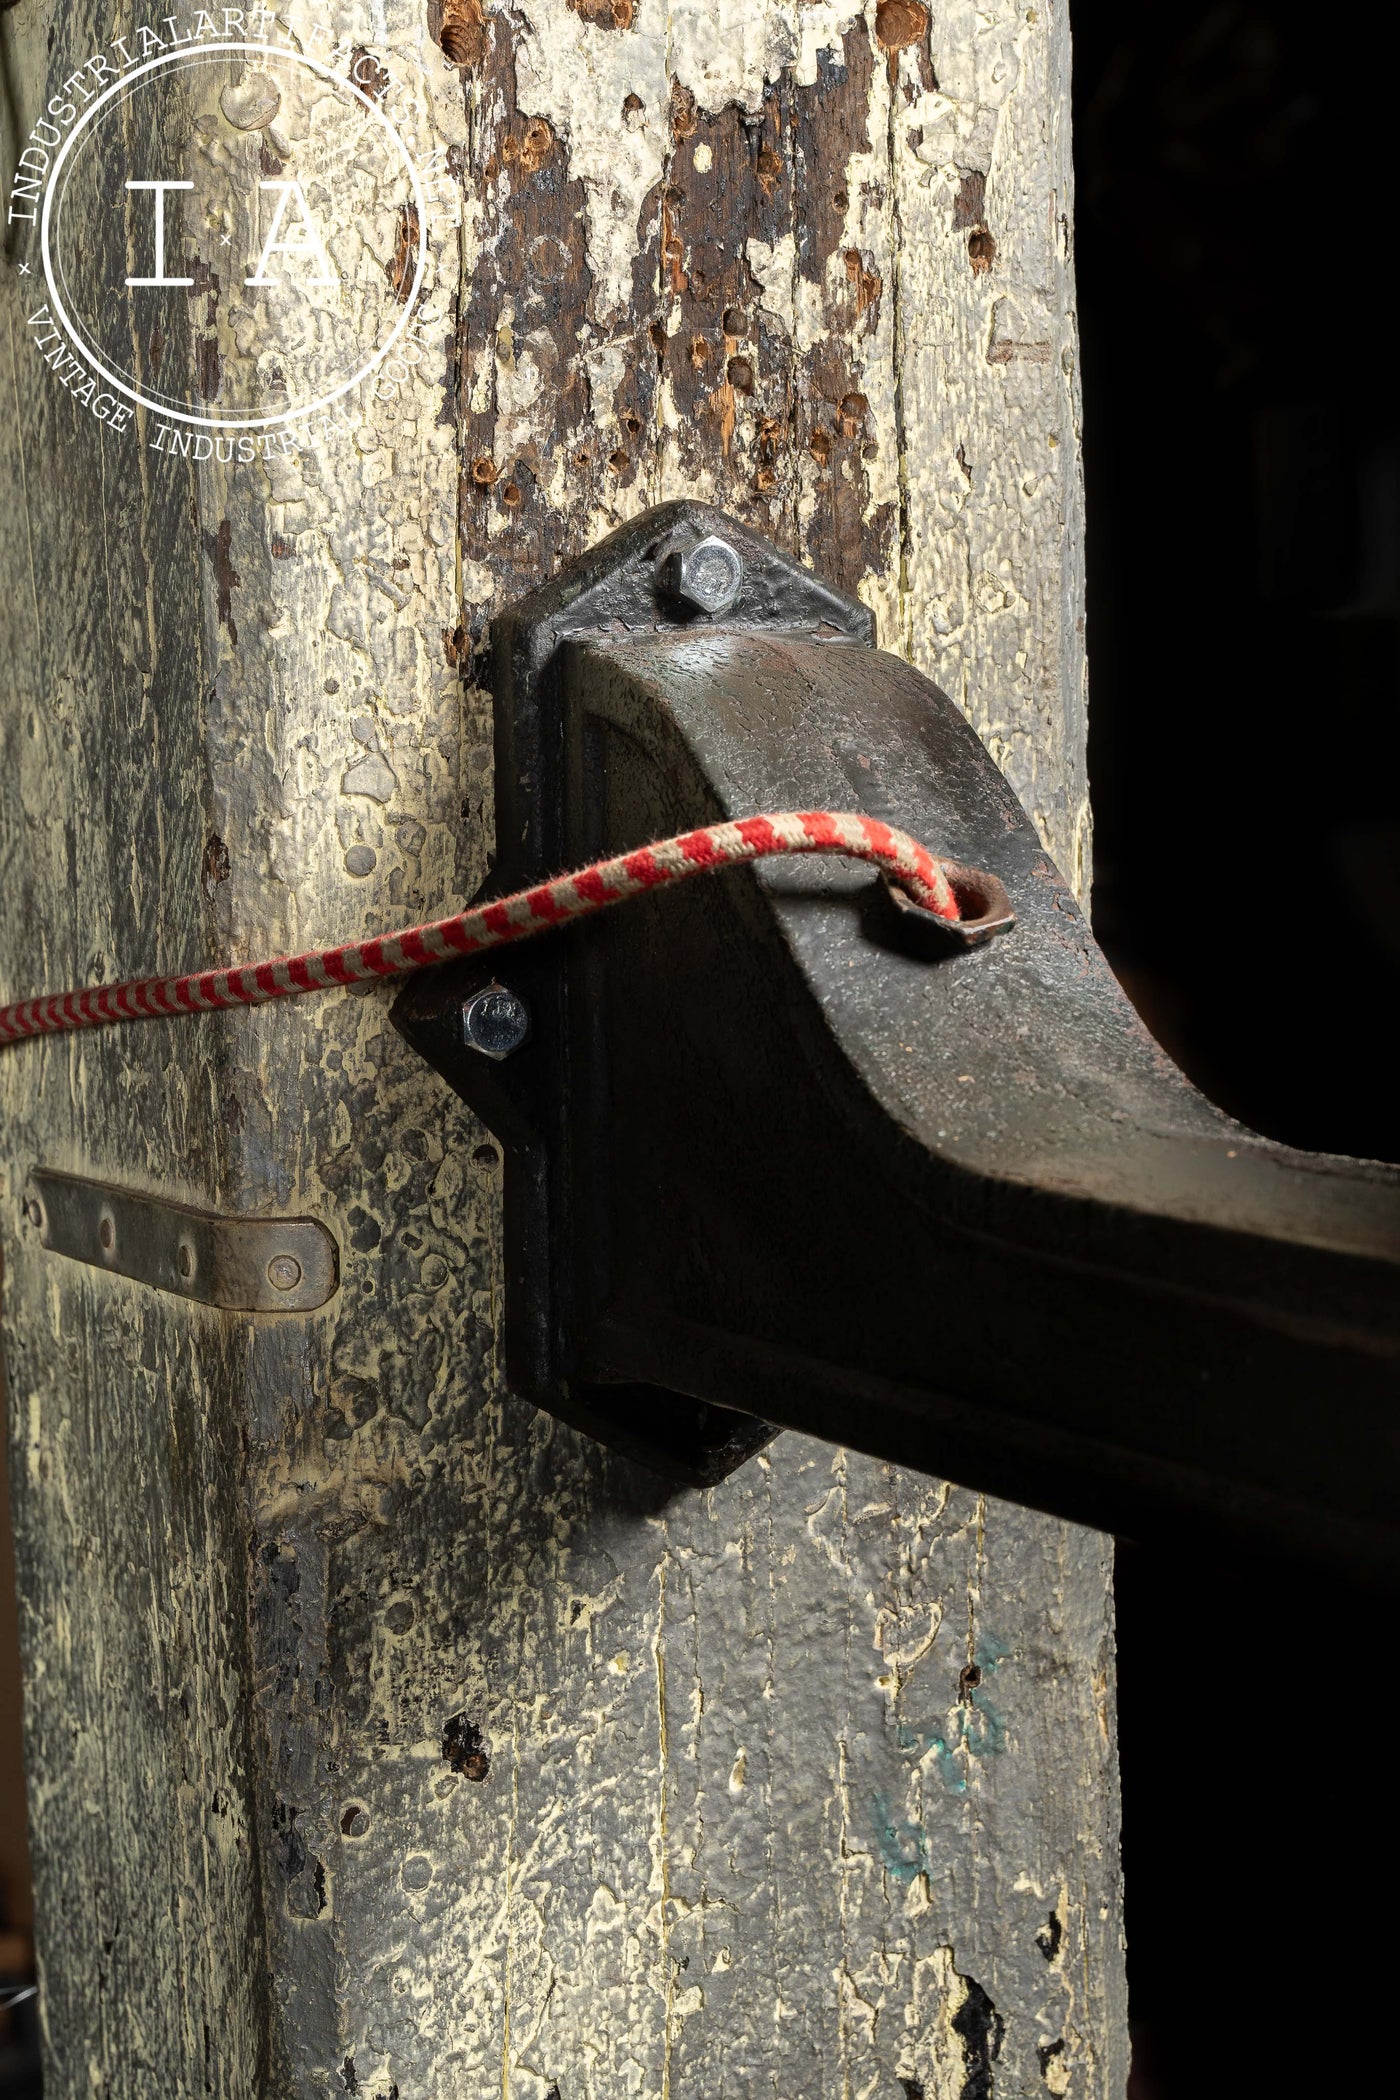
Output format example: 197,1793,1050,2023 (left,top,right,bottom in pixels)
393,501,1400,1578
26,1169,339,1312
